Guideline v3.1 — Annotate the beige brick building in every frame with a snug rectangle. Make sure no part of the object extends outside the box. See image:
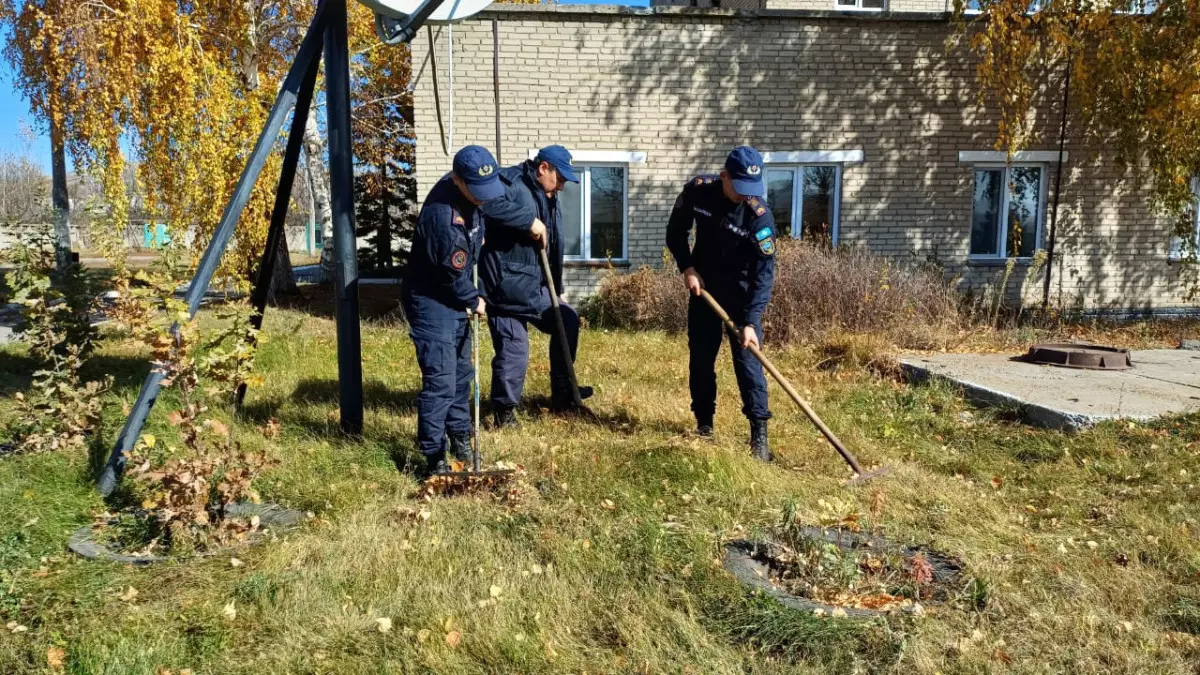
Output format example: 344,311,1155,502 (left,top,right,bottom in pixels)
411,3,1200,313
